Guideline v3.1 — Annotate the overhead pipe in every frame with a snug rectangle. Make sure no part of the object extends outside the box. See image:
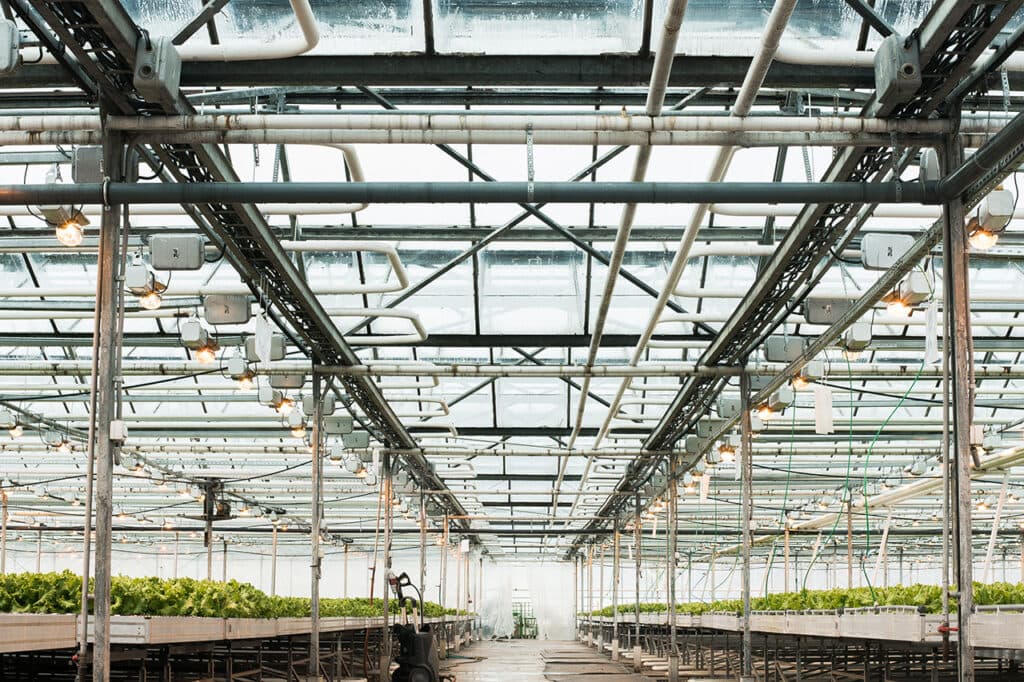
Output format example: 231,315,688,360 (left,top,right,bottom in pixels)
567,0,690,453
773,40,1024,72
593,0,800,449
104,113,955,135
0,180,940,205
